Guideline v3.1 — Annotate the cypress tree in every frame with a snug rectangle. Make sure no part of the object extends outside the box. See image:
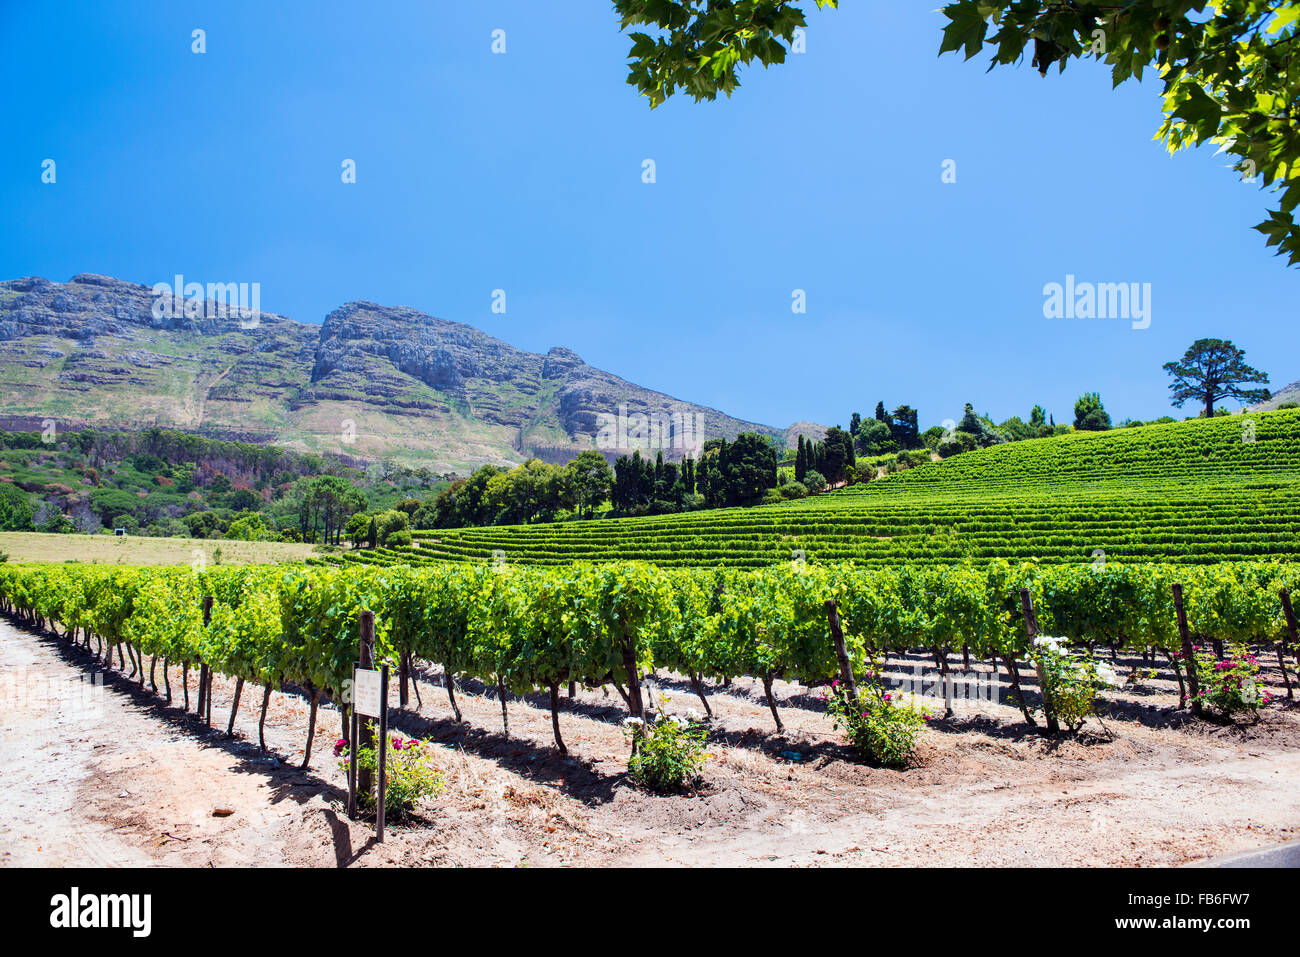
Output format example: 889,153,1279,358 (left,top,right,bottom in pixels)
639,454,655,505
